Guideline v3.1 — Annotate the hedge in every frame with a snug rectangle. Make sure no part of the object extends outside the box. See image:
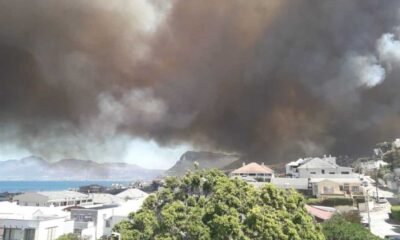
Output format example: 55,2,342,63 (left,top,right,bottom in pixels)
306,198,321,205
391,205,400,221
353,196,366,204
320,197,354,206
